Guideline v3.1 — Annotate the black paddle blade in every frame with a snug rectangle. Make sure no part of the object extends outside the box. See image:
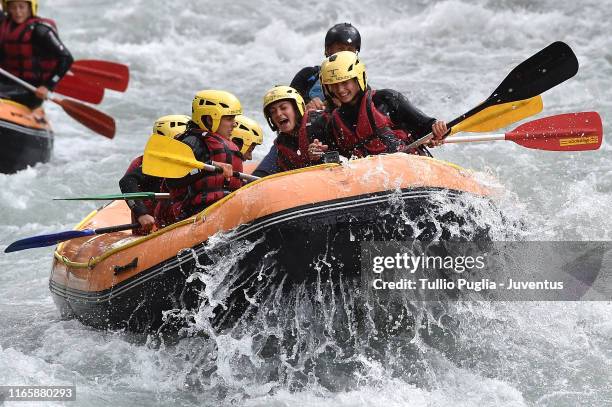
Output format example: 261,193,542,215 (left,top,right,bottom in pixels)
448,41,579,128
489,41,579,105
